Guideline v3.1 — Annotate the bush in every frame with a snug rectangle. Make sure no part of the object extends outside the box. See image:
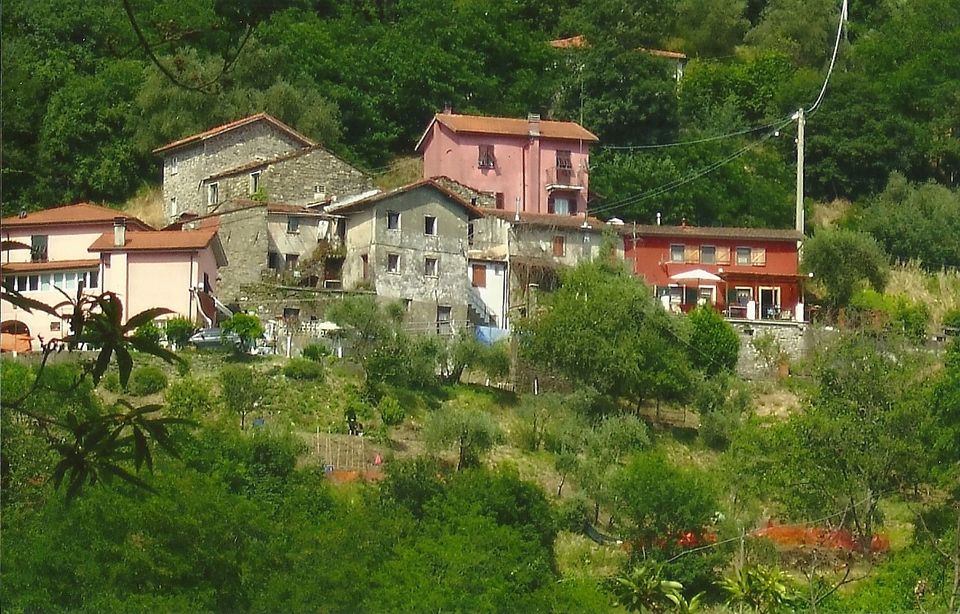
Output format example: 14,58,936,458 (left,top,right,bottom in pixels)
102,372,123,393
554,494,590,533
165,317,197,348
283,358,324,381
943,307,960,330
133,321,162,345
128,366,168,396
378,395,405,426
165,377,213,420
301,343,329,362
